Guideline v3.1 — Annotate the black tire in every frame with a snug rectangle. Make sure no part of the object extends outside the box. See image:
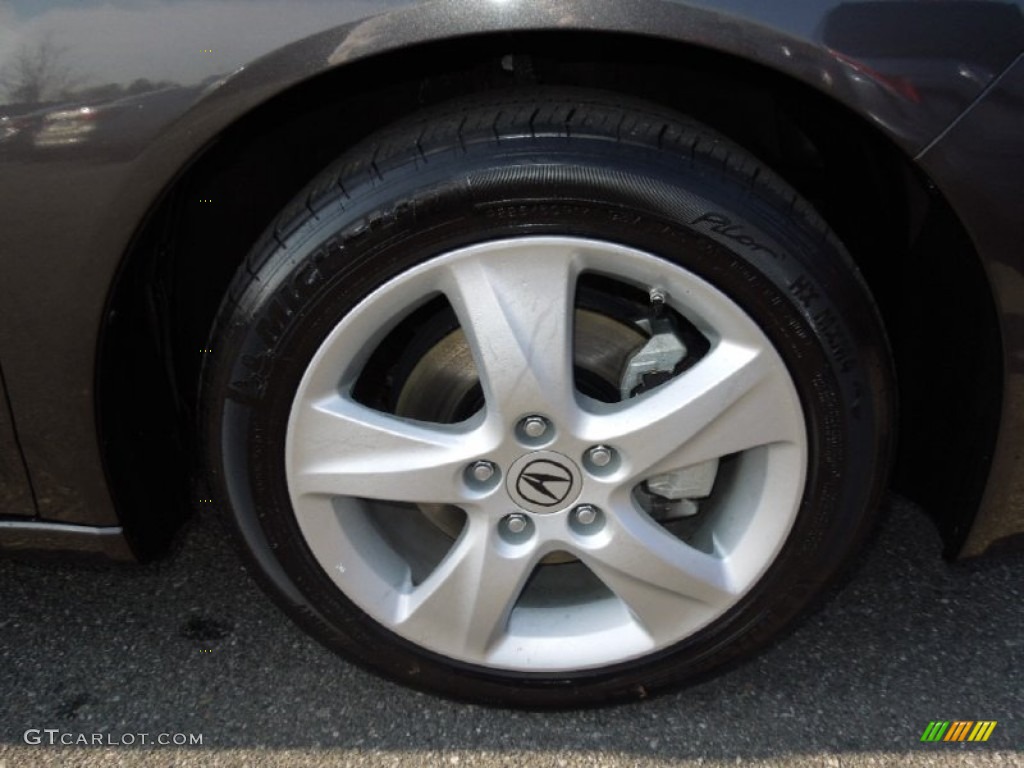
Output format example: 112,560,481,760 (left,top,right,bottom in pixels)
201,88,894,708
